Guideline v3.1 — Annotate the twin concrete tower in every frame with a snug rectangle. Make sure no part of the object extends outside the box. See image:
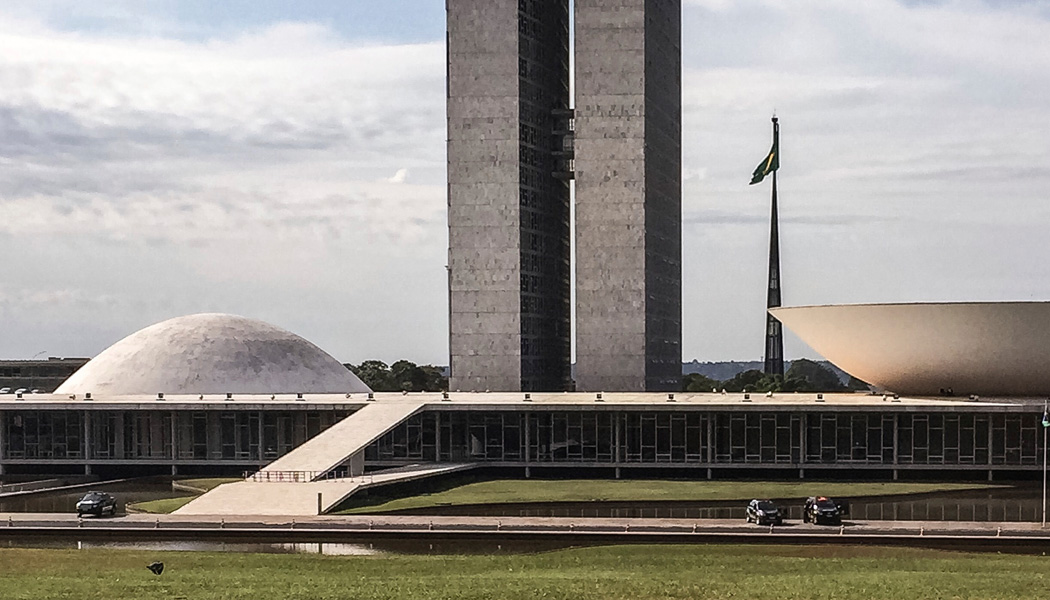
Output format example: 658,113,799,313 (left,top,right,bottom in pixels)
447,0,682,392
